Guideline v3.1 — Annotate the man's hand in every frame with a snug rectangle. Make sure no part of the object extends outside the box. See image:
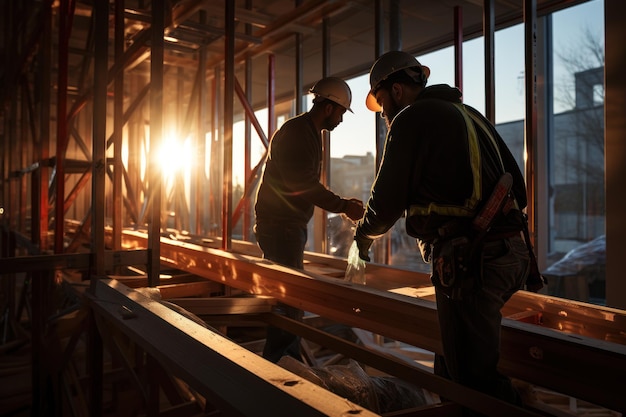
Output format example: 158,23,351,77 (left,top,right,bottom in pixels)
354,229,373,262
343,198,365,221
